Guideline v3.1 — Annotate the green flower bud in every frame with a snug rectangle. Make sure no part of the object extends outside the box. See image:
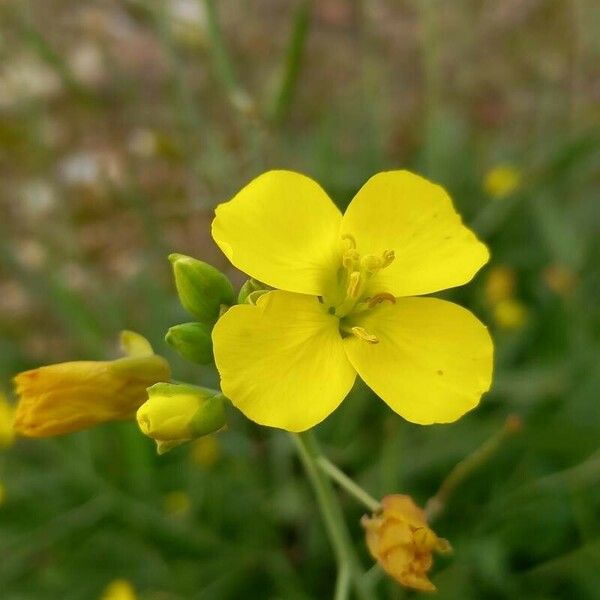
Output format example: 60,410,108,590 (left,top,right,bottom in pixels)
237,278,267,304
165,322,213,364
136,382,227,454
169,253,234,323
